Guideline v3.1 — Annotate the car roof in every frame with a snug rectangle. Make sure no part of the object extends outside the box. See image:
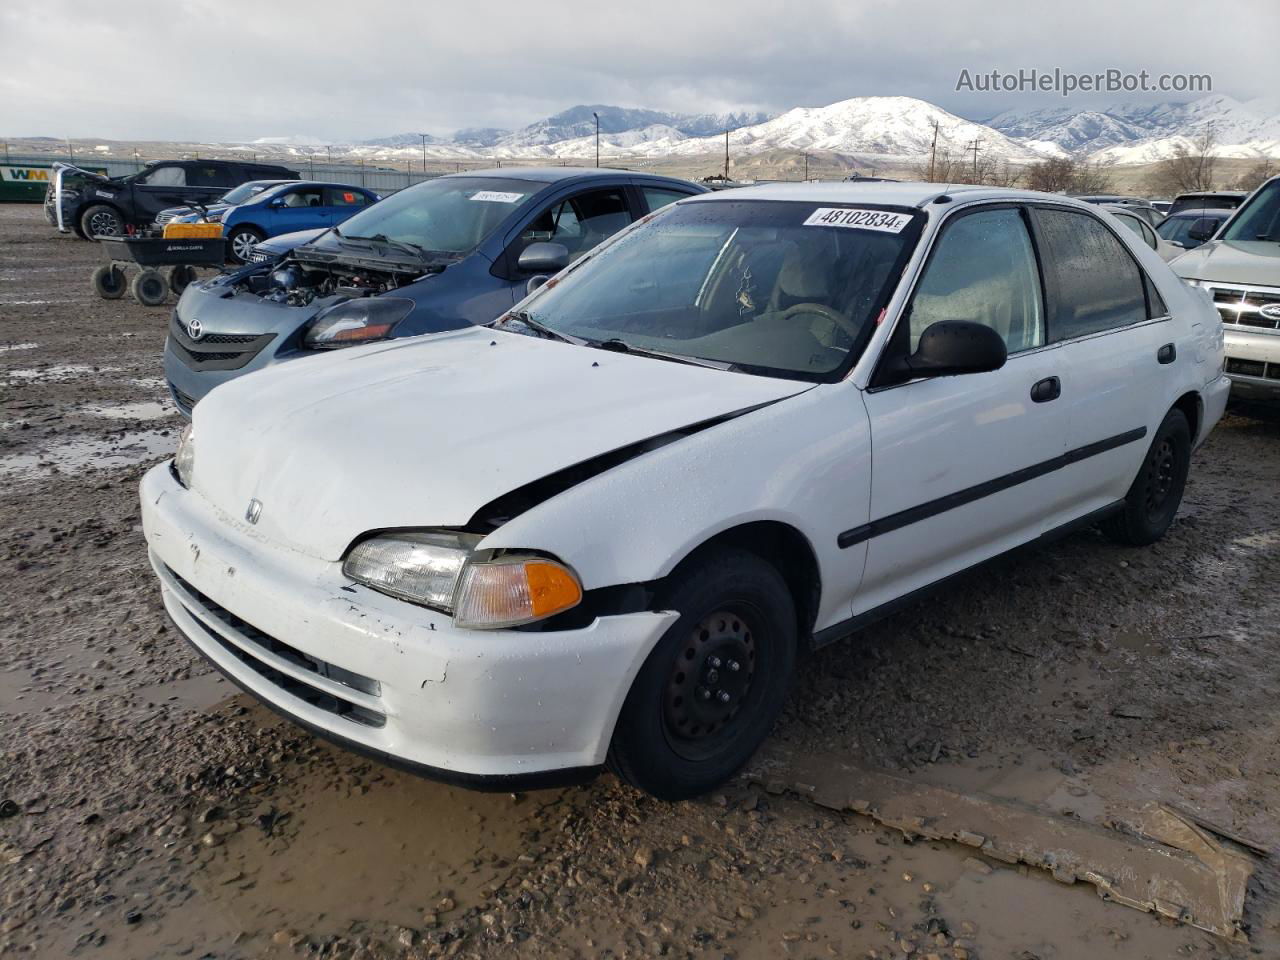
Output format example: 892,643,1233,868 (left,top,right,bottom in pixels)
1165,208,1231,219
259,180,374,195
1173,190,1246,198
680,180,1105,210
441,166,691,186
